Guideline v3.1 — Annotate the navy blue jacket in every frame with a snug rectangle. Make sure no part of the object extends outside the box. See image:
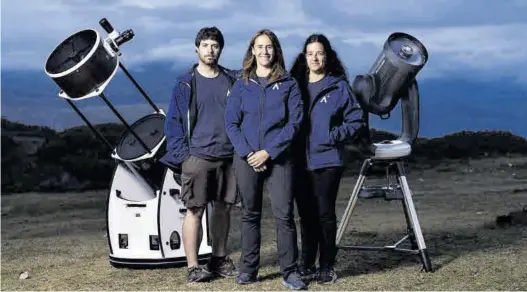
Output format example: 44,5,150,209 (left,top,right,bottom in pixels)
300,75,364,170
160,64,239,169
224,73,304,160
